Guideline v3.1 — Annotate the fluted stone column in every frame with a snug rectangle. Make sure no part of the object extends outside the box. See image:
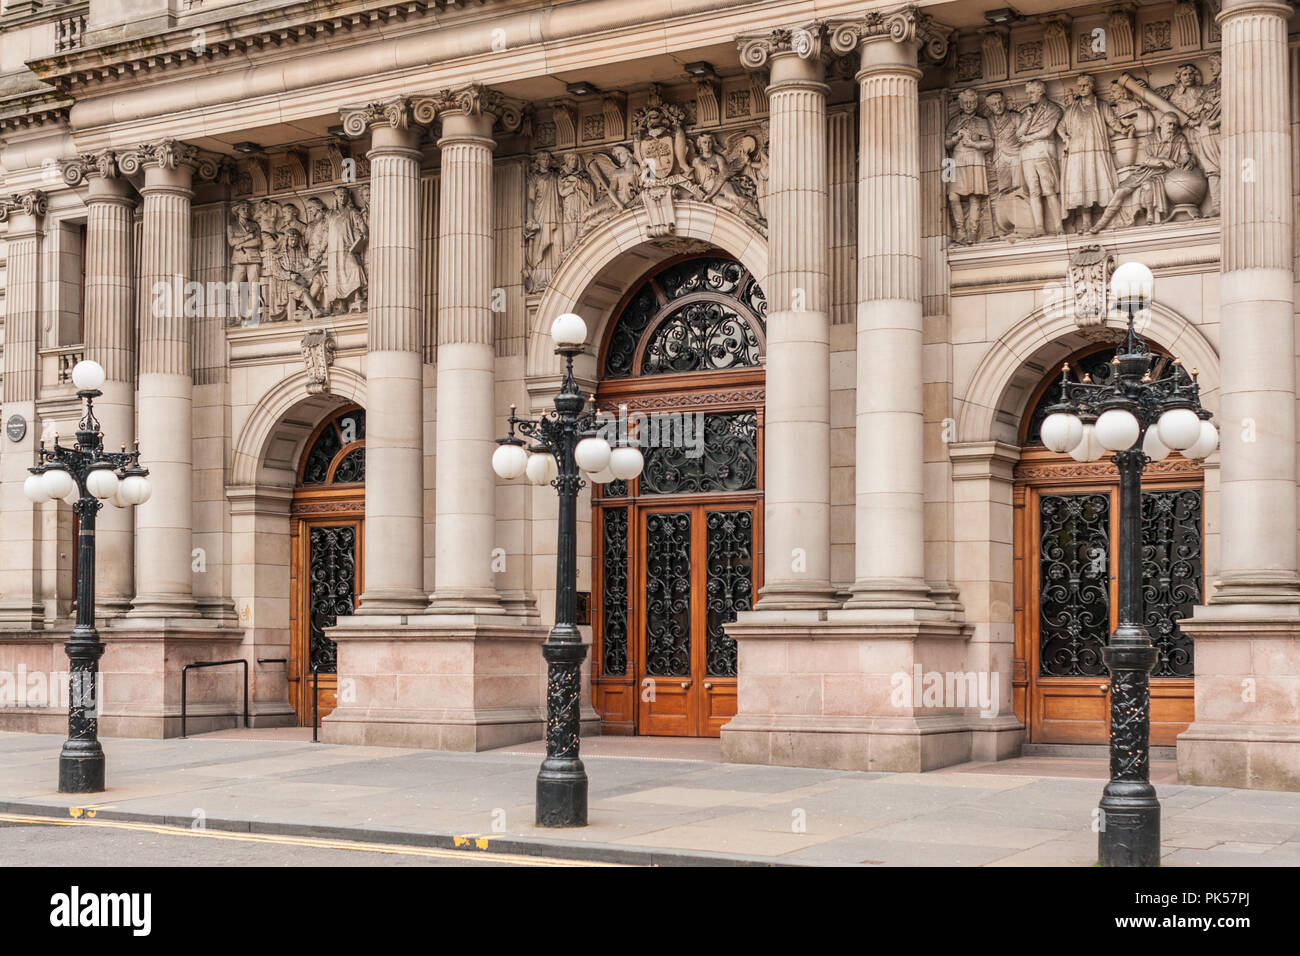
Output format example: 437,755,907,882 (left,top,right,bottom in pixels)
737,25,835,609
342,100,428,613
424,88,512,612
128,141,200,619
1179,0,1300,790
81,156,137,616
0,191,47,626
832,10,949,610
1213,0,1299,605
